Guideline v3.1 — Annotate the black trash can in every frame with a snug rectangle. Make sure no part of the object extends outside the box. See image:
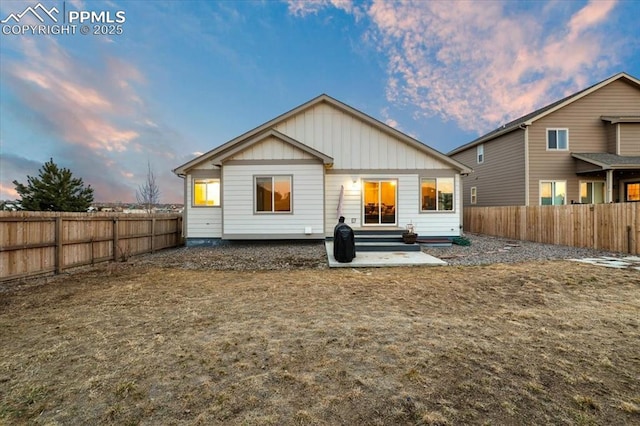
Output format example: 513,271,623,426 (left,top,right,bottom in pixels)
333,217,356,263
